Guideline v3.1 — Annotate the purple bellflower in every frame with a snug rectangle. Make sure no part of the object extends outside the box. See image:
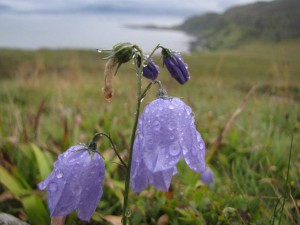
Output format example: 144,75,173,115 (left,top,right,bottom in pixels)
163,49,190,84
38,144,105,221
130,97,208,192
142,58,159,80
